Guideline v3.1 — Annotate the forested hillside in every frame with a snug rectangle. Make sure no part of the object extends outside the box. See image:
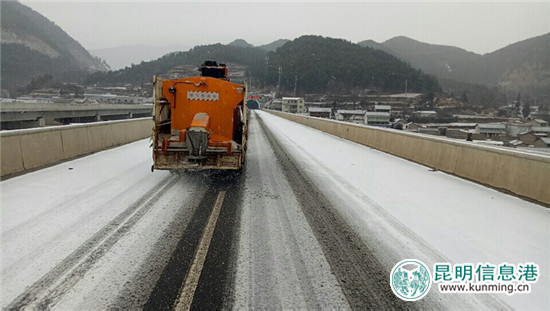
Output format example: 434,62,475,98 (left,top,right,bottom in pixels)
258,39,290,51
360,34,550,104
87,36,440,95
1,1,108,96
266,36,440,94
86,44,266,85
